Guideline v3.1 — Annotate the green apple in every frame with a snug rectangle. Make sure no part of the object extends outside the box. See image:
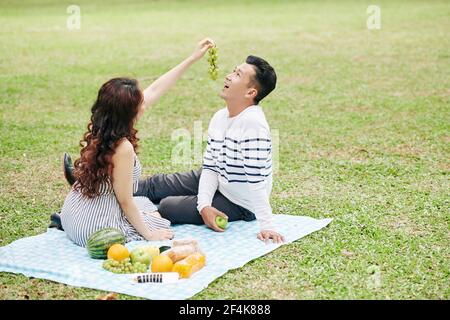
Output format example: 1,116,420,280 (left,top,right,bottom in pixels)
215,216,228,230
130,247,152,267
